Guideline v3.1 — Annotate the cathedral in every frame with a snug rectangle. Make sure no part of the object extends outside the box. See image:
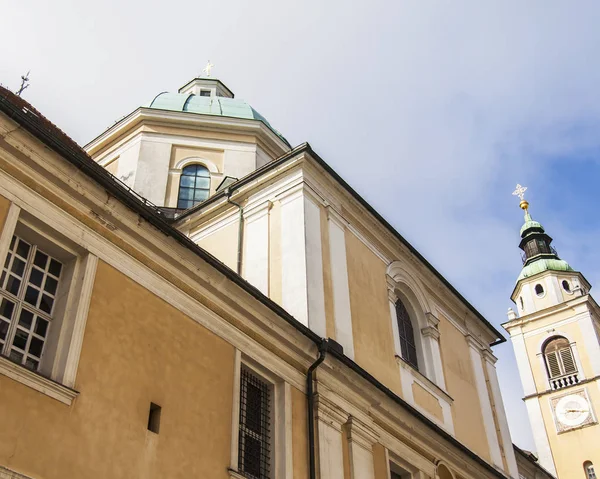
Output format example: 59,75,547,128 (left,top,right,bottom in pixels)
0,70,591,479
